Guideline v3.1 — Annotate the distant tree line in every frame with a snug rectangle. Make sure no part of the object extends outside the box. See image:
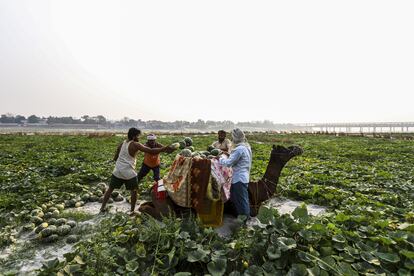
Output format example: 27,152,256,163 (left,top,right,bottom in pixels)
0,114,107,125
0,114,298,130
